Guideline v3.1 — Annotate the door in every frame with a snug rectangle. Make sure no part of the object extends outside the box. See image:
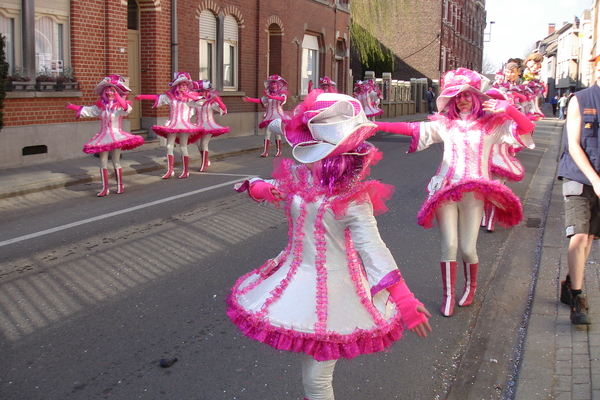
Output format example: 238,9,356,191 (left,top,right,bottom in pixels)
127,30,141,131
